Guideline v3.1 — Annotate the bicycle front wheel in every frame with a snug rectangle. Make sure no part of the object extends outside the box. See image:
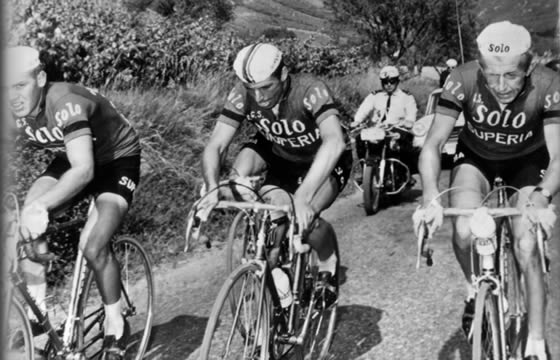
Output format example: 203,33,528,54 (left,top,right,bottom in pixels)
78,236,154,360
472,282,501,360
6,297,34,360
363,164,381,215
200,263,270,360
